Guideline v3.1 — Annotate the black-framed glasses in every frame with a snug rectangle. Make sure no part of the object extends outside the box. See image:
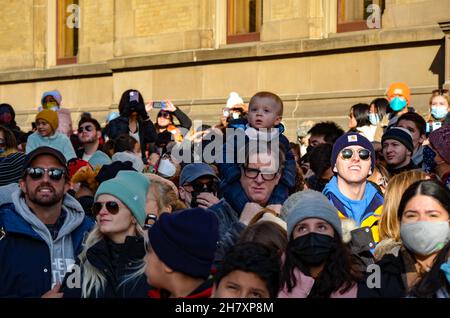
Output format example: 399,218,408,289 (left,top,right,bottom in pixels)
78,125,94,133
340,148,371,161
25,167,66,181
92,201,120,217
241,166,279,181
